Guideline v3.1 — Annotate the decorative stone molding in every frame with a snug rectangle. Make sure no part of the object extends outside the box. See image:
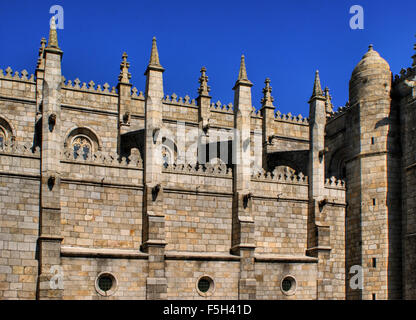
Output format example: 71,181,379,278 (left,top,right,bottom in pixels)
62,148,143,168
209,100,233,113
163,93,196,106
274,110,309,124
62,77,118,95
251,168,308,184
0,67,35,82
0,141,40,157
324,176,346,189
163,162,232,177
